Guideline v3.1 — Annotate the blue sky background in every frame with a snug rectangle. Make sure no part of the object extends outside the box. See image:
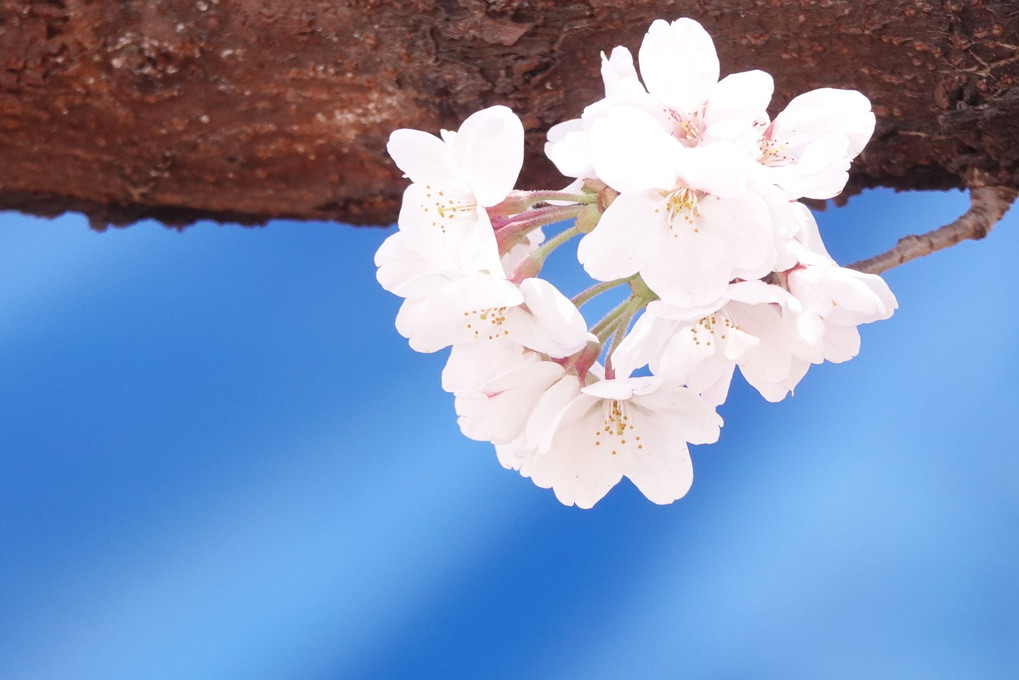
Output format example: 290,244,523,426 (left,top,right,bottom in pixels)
1,188,1017,679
